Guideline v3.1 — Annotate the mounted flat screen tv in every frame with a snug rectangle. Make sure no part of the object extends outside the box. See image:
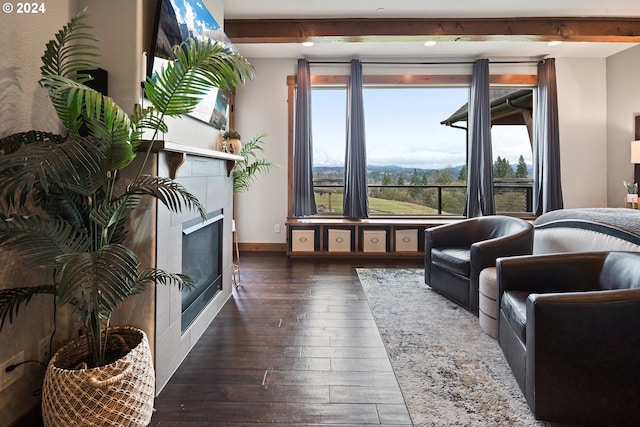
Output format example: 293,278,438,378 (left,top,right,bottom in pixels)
149,0,234,130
